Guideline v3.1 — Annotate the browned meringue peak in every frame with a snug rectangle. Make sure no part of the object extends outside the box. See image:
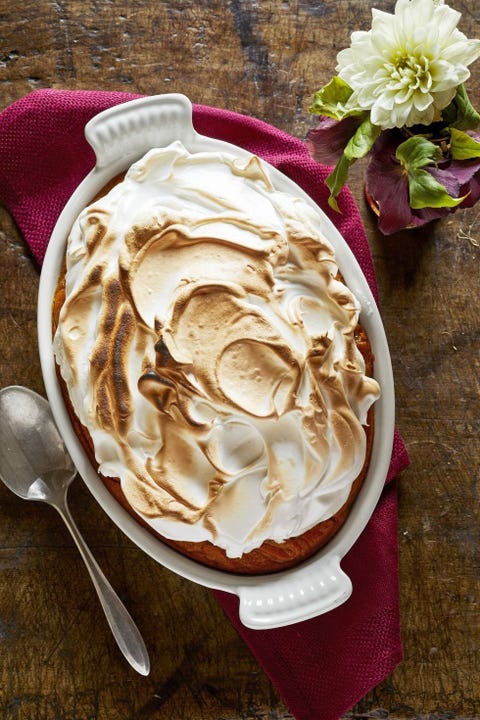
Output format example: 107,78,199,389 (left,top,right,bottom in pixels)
54,141,380,558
